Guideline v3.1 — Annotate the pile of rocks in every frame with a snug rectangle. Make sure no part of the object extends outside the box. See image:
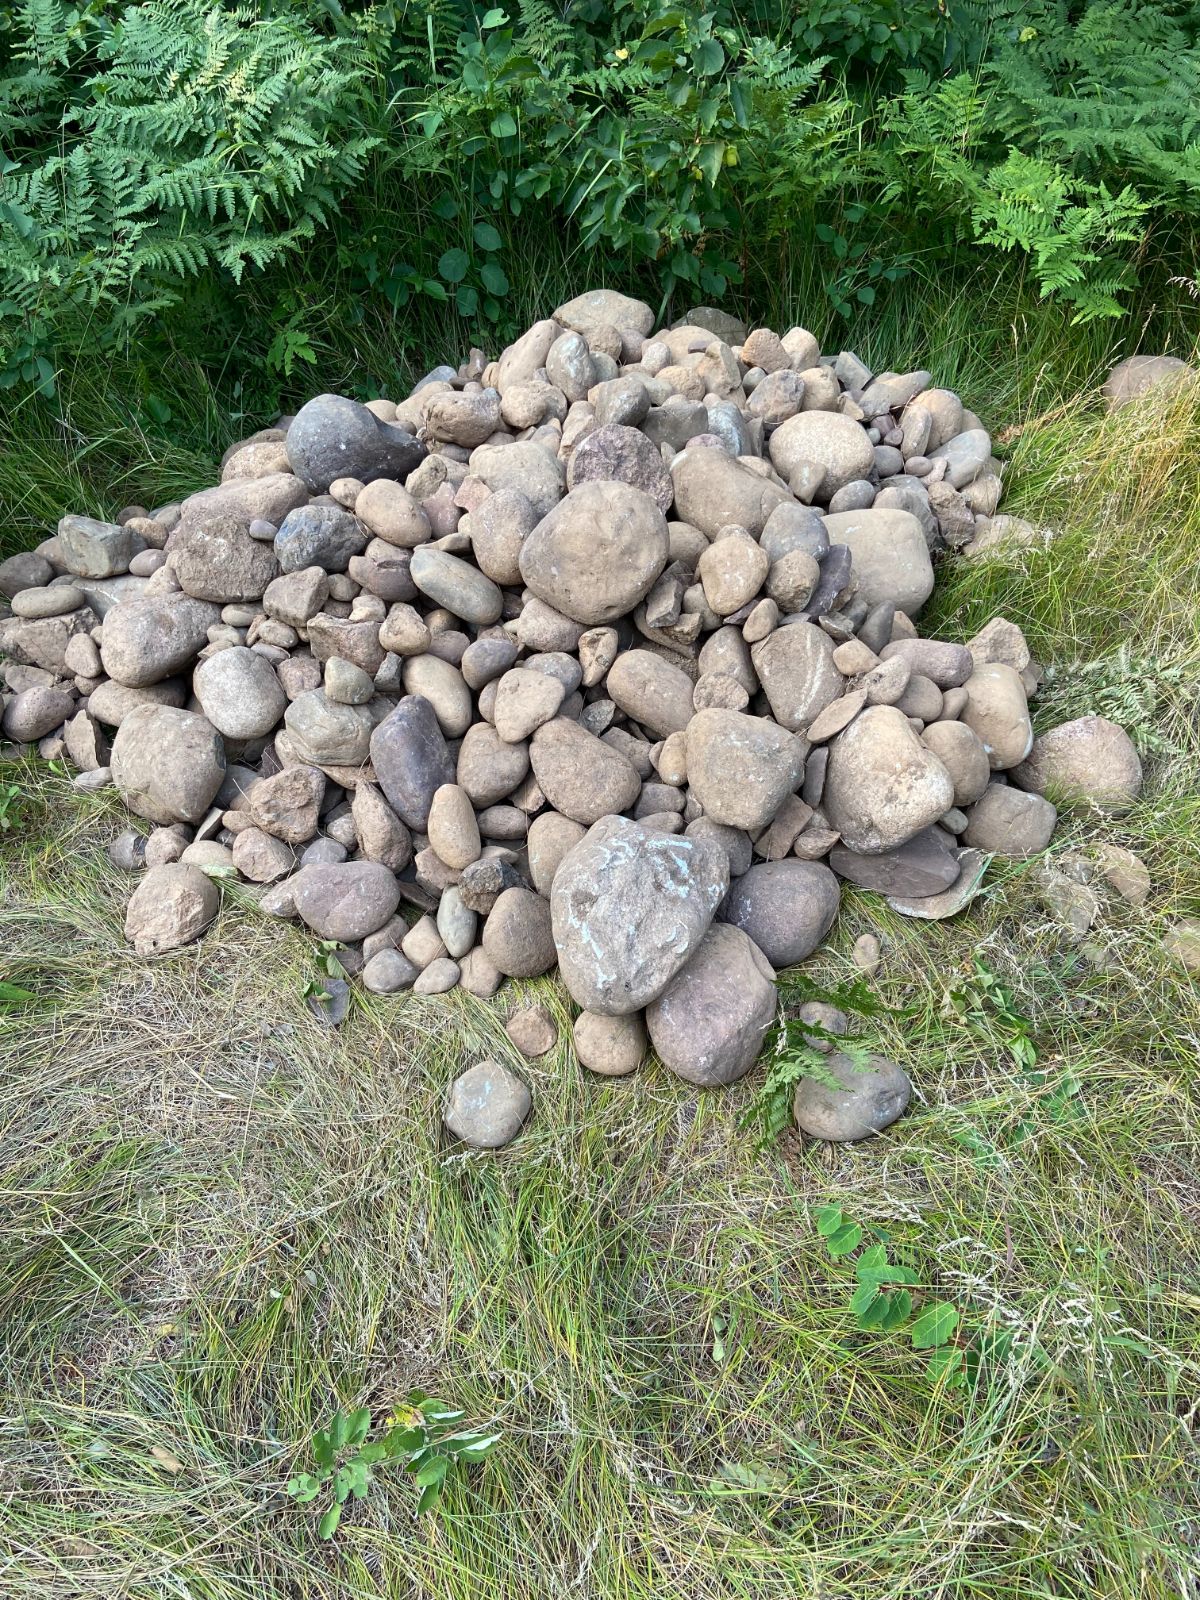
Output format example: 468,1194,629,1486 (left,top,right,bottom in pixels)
0,291,1146,1147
